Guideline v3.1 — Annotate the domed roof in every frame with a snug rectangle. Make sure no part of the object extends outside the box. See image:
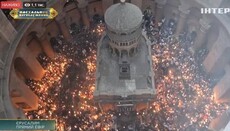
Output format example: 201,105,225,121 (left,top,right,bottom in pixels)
104,2,143,33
